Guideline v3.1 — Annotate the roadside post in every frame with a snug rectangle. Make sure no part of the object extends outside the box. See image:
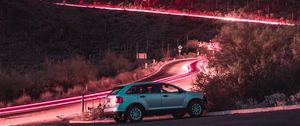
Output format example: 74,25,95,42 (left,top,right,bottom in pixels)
81,94,84,120
81,85,88,120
